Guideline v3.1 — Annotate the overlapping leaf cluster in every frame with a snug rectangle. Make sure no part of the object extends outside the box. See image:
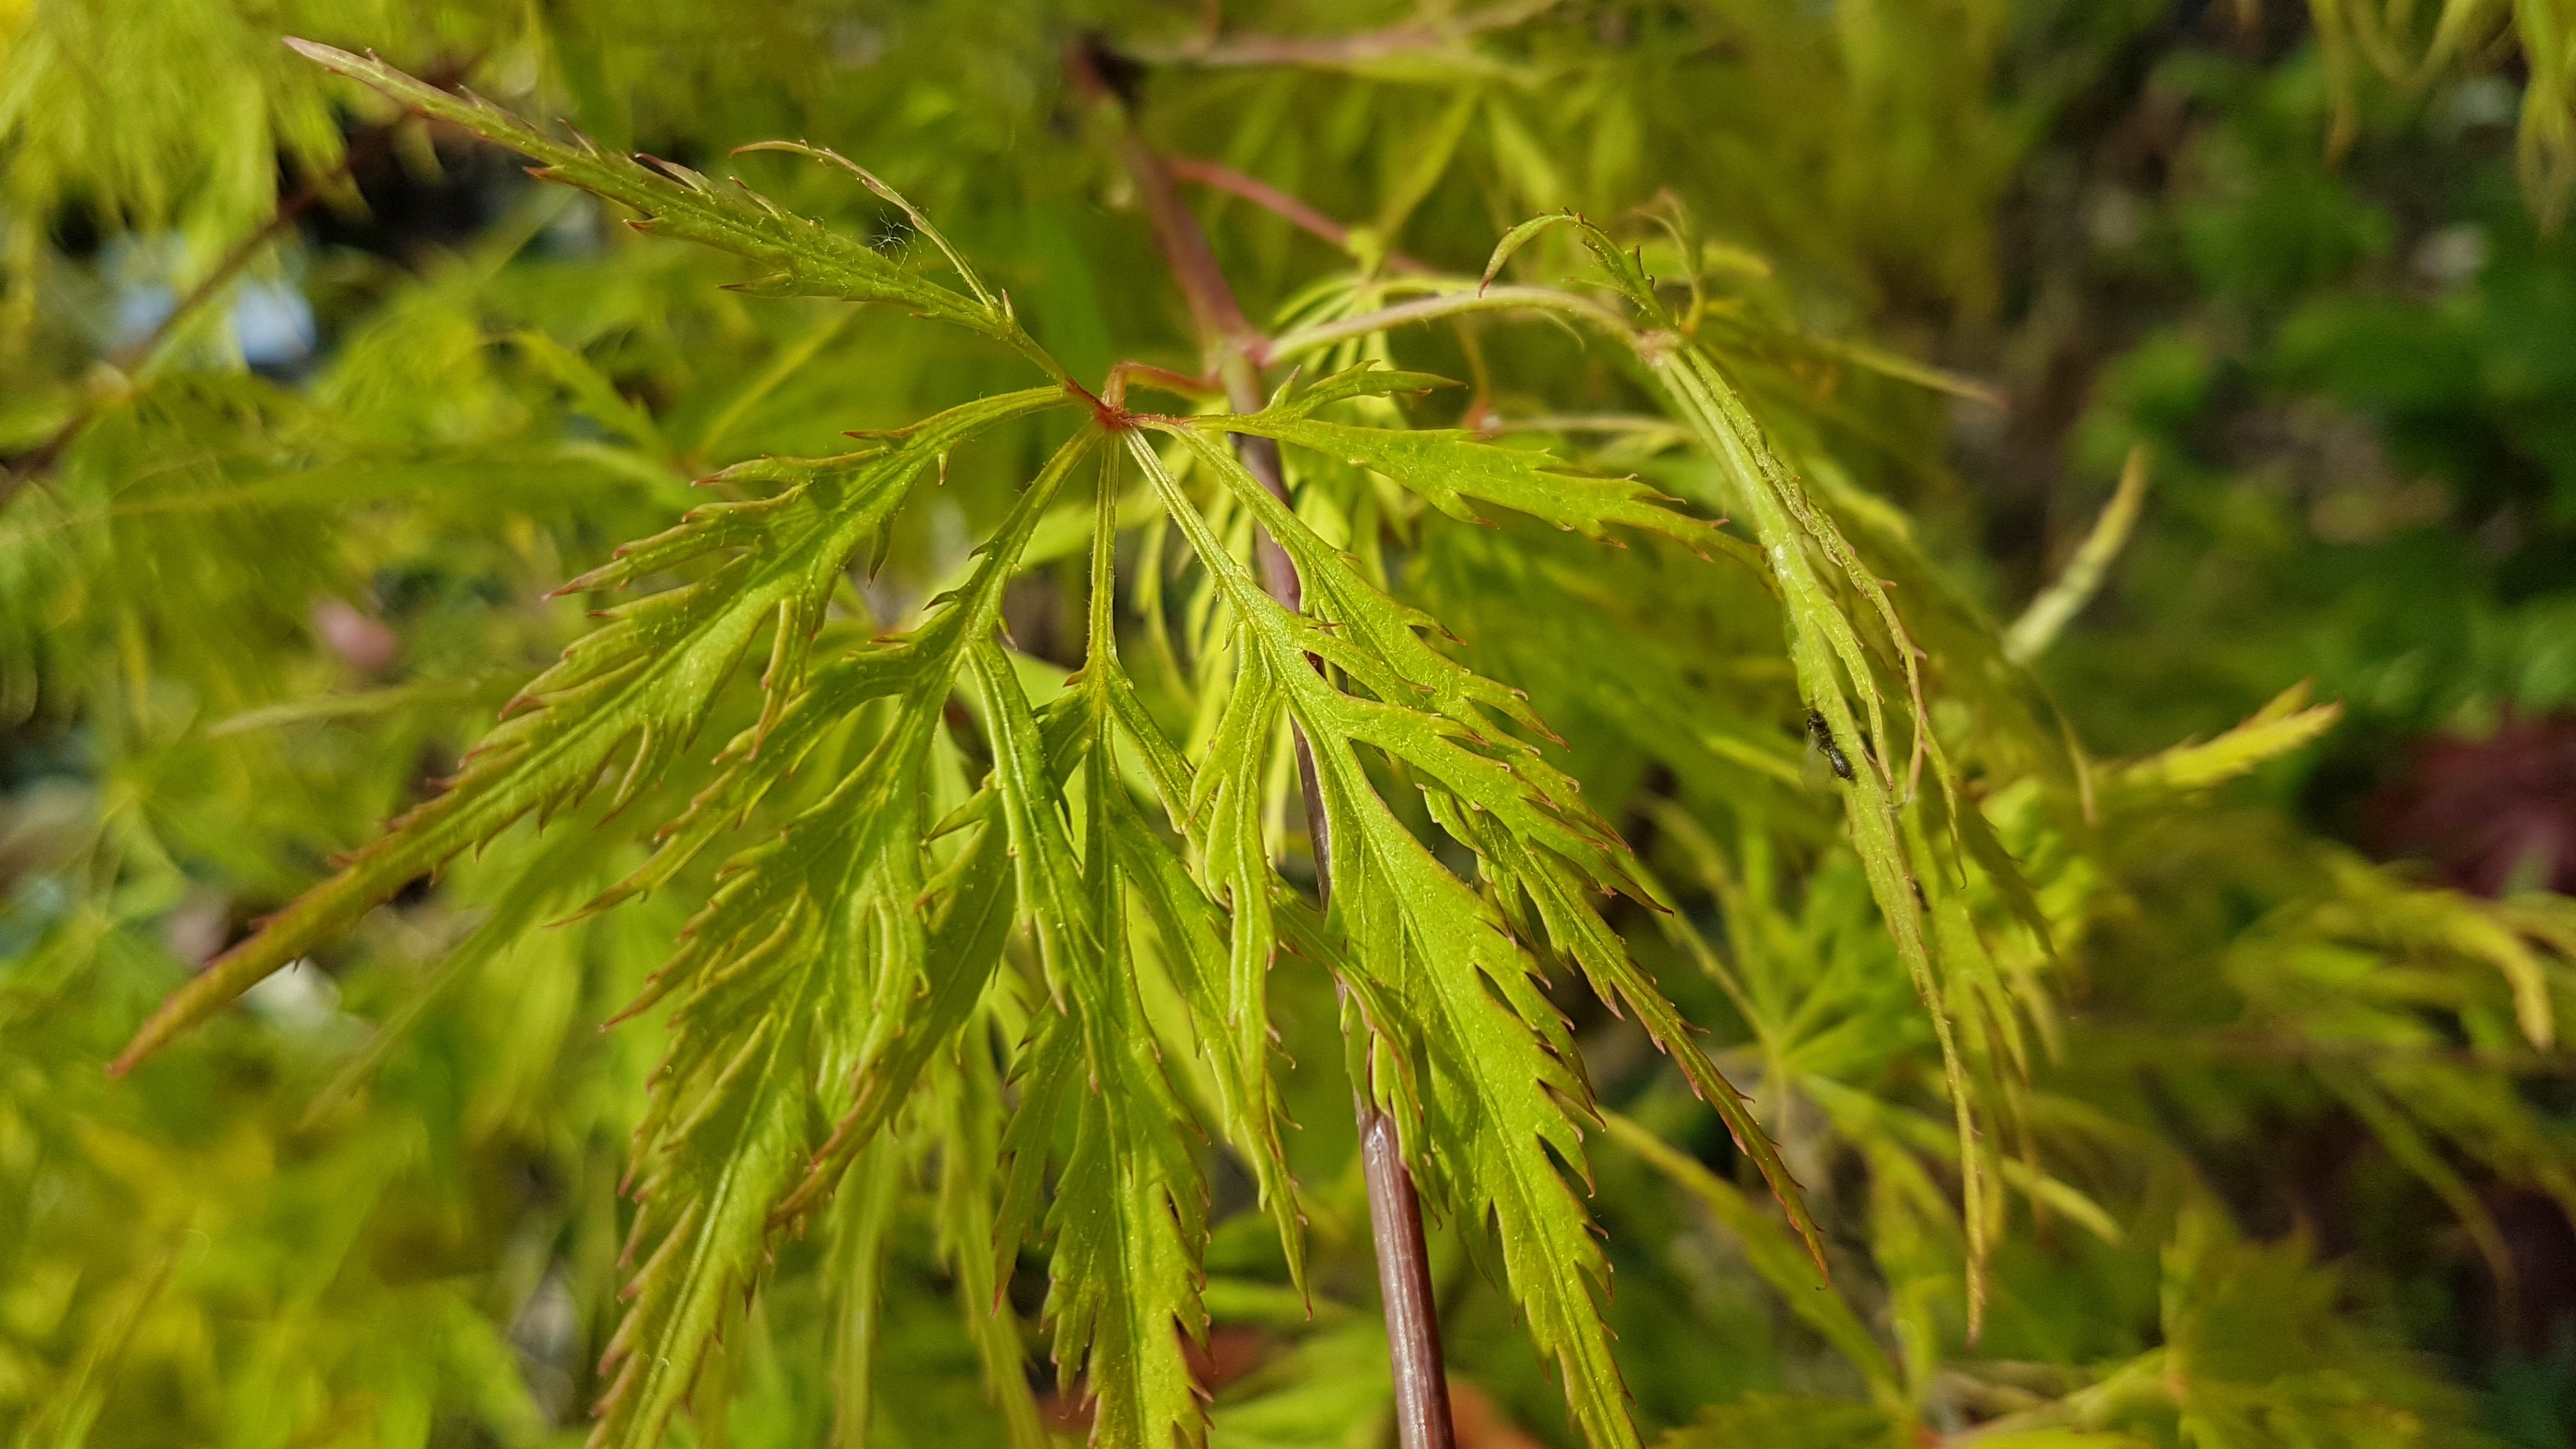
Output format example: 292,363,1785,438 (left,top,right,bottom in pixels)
66,43,1851,1449
7,7,2576,1449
